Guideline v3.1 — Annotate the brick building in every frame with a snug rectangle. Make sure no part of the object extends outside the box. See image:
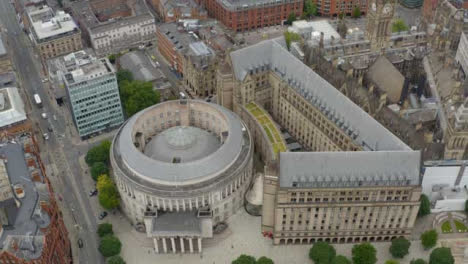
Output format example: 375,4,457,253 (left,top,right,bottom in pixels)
89,0,132,22
0,136,71,264
148,0,207,22
315,0,368,17
200,0,303,32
